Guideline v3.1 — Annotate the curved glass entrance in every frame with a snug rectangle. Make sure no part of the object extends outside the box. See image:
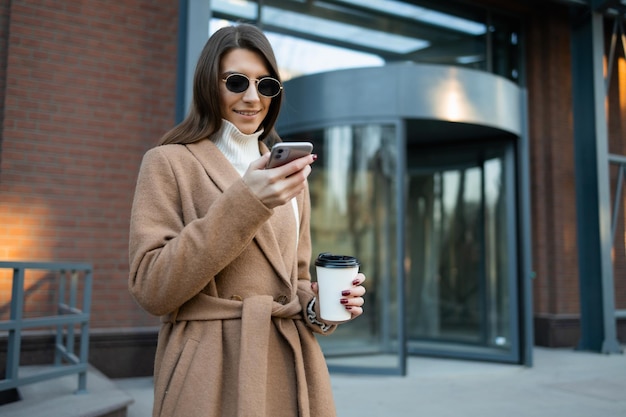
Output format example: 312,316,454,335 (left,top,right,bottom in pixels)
277,64,530,373
406,140,519,361
289,123,406,374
